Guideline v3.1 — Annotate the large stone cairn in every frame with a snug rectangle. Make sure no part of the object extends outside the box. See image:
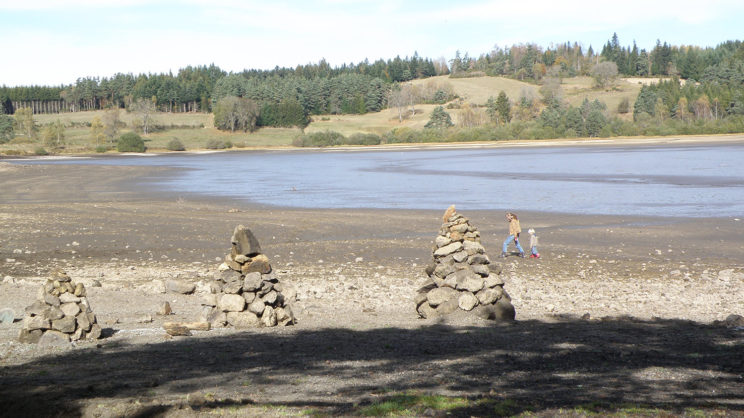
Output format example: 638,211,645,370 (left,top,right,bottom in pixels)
416,206,516,321
19,270,102,344
201,225,296,328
